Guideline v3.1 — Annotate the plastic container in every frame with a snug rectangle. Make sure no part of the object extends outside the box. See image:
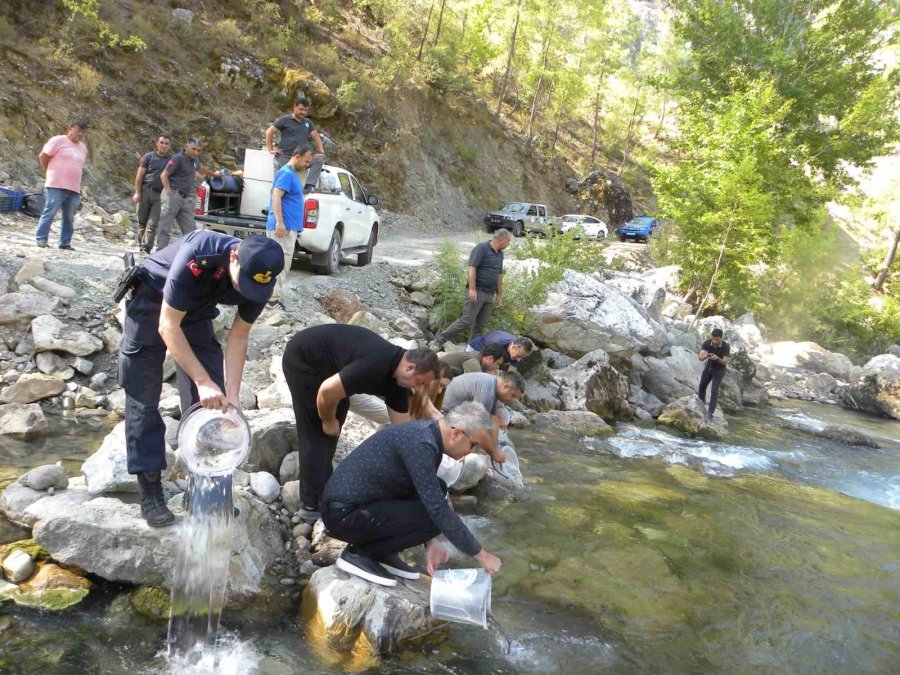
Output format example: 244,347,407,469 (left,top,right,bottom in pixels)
436,454,464,488
492,446,519,478
177,404,251,477
209,174,243,193
0,186,26,213
430,568,492,629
